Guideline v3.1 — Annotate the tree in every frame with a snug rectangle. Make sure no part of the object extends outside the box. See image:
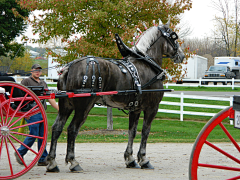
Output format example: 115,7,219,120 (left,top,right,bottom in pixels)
19,0,192,81
0,0,29,57
0,50,33,74
211,0,240,56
